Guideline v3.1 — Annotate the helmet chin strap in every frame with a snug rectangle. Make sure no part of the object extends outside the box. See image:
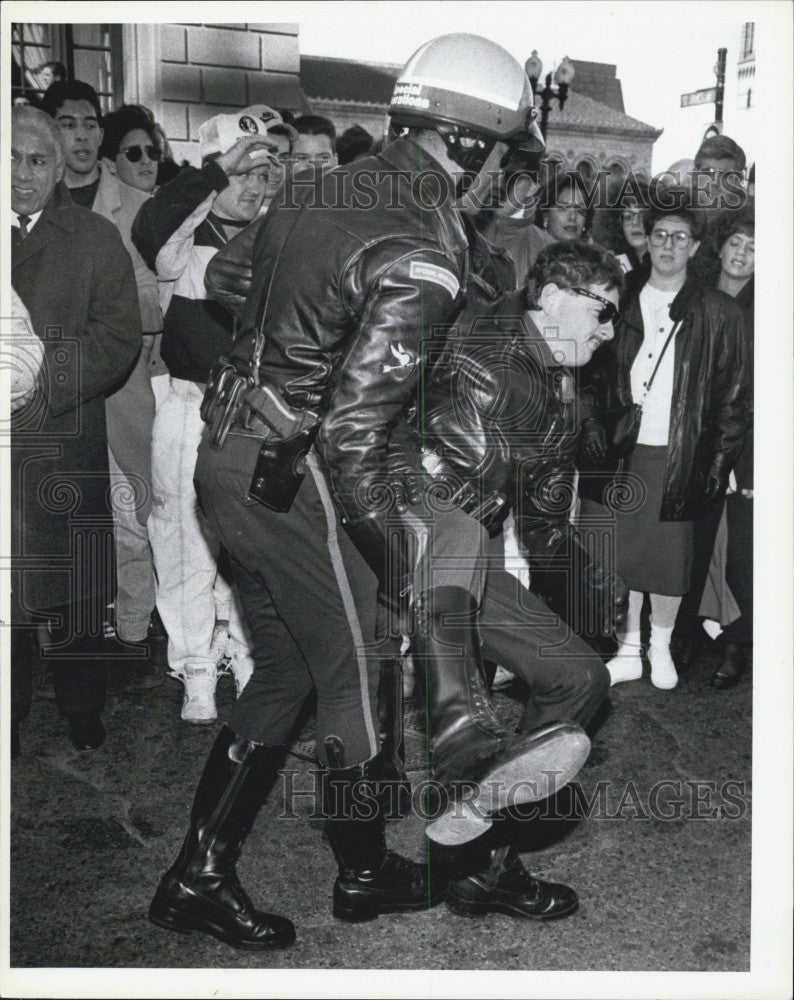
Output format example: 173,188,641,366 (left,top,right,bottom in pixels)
434,123,498,175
